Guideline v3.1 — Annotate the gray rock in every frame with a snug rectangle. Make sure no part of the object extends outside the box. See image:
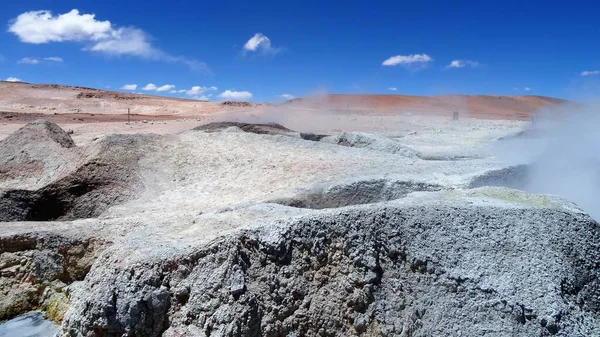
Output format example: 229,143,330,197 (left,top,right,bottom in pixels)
320,132,420,158
1,121,598,337
60,194,599,336
0,233,108,321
